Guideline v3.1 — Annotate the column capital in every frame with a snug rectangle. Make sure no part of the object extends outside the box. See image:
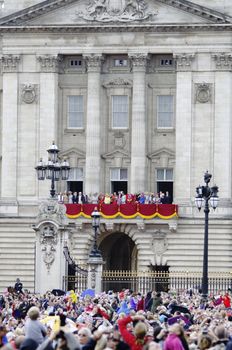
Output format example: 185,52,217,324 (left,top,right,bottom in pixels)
0,55,21,73
84,54,104,73
174,53,195,71
129,53,149,71
37,55,62,73
212,52,232,71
